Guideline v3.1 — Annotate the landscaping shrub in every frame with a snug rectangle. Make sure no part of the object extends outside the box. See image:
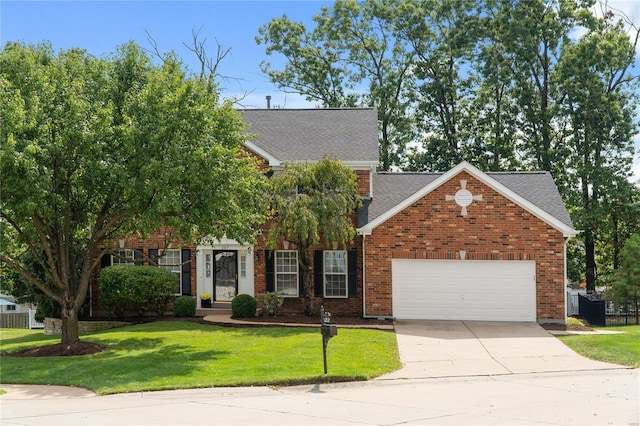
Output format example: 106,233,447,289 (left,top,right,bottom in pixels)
262,291,284,316
98,266,176,317
231,293,257,318
173,296,196,317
